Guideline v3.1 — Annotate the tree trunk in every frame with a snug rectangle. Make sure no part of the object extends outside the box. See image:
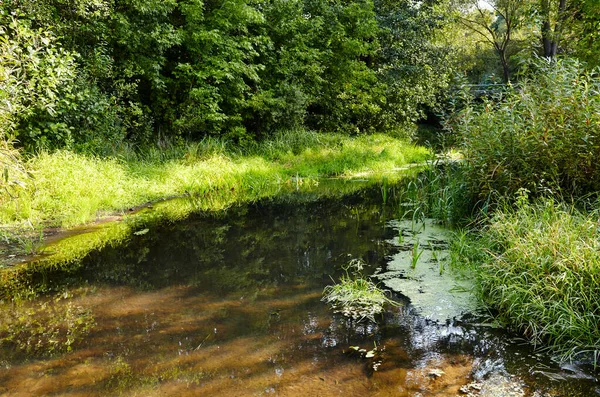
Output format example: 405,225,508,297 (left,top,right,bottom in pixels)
541,0,567,59
500,50,510,83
